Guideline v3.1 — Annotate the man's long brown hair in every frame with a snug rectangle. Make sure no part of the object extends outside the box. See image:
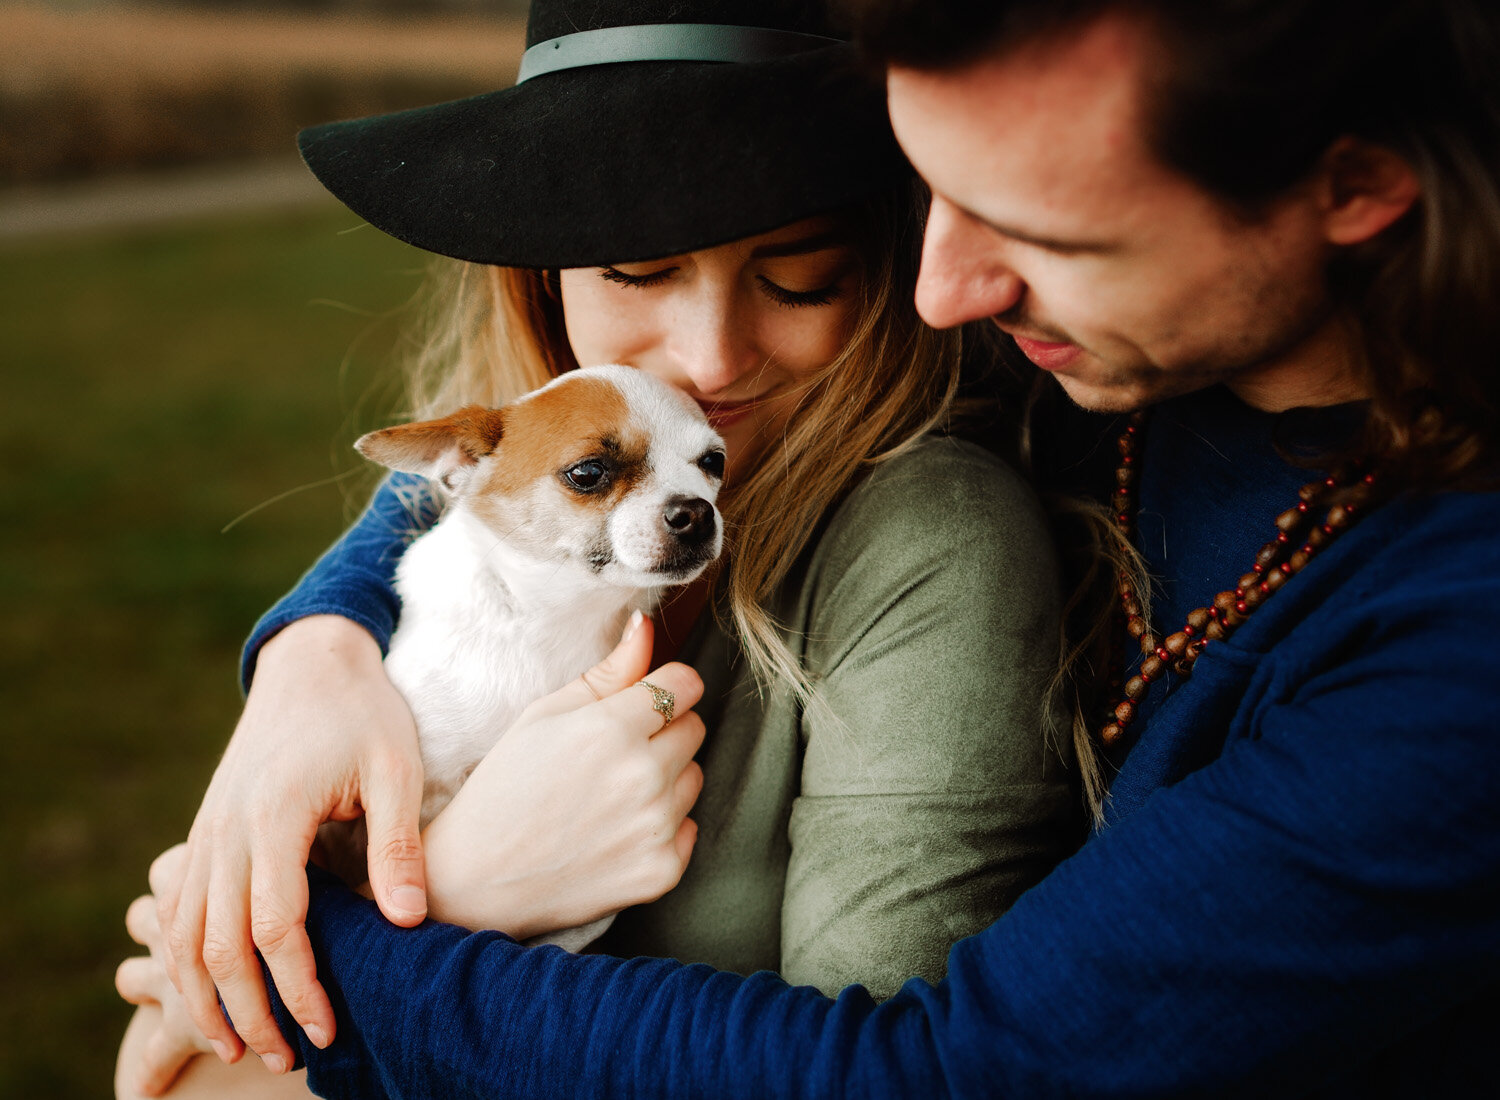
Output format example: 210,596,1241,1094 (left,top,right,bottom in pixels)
844,0,1500,491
